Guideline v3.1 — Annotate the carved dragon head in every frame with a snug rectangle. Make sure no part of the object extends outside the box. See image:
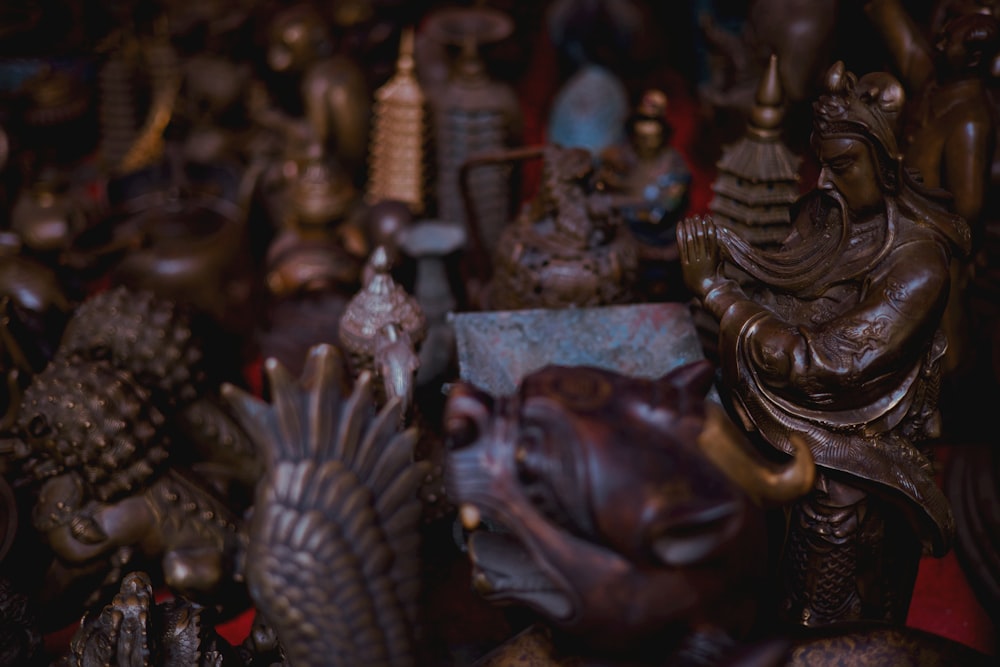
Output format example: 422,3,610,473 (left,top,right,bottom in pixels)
444,361,813,651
